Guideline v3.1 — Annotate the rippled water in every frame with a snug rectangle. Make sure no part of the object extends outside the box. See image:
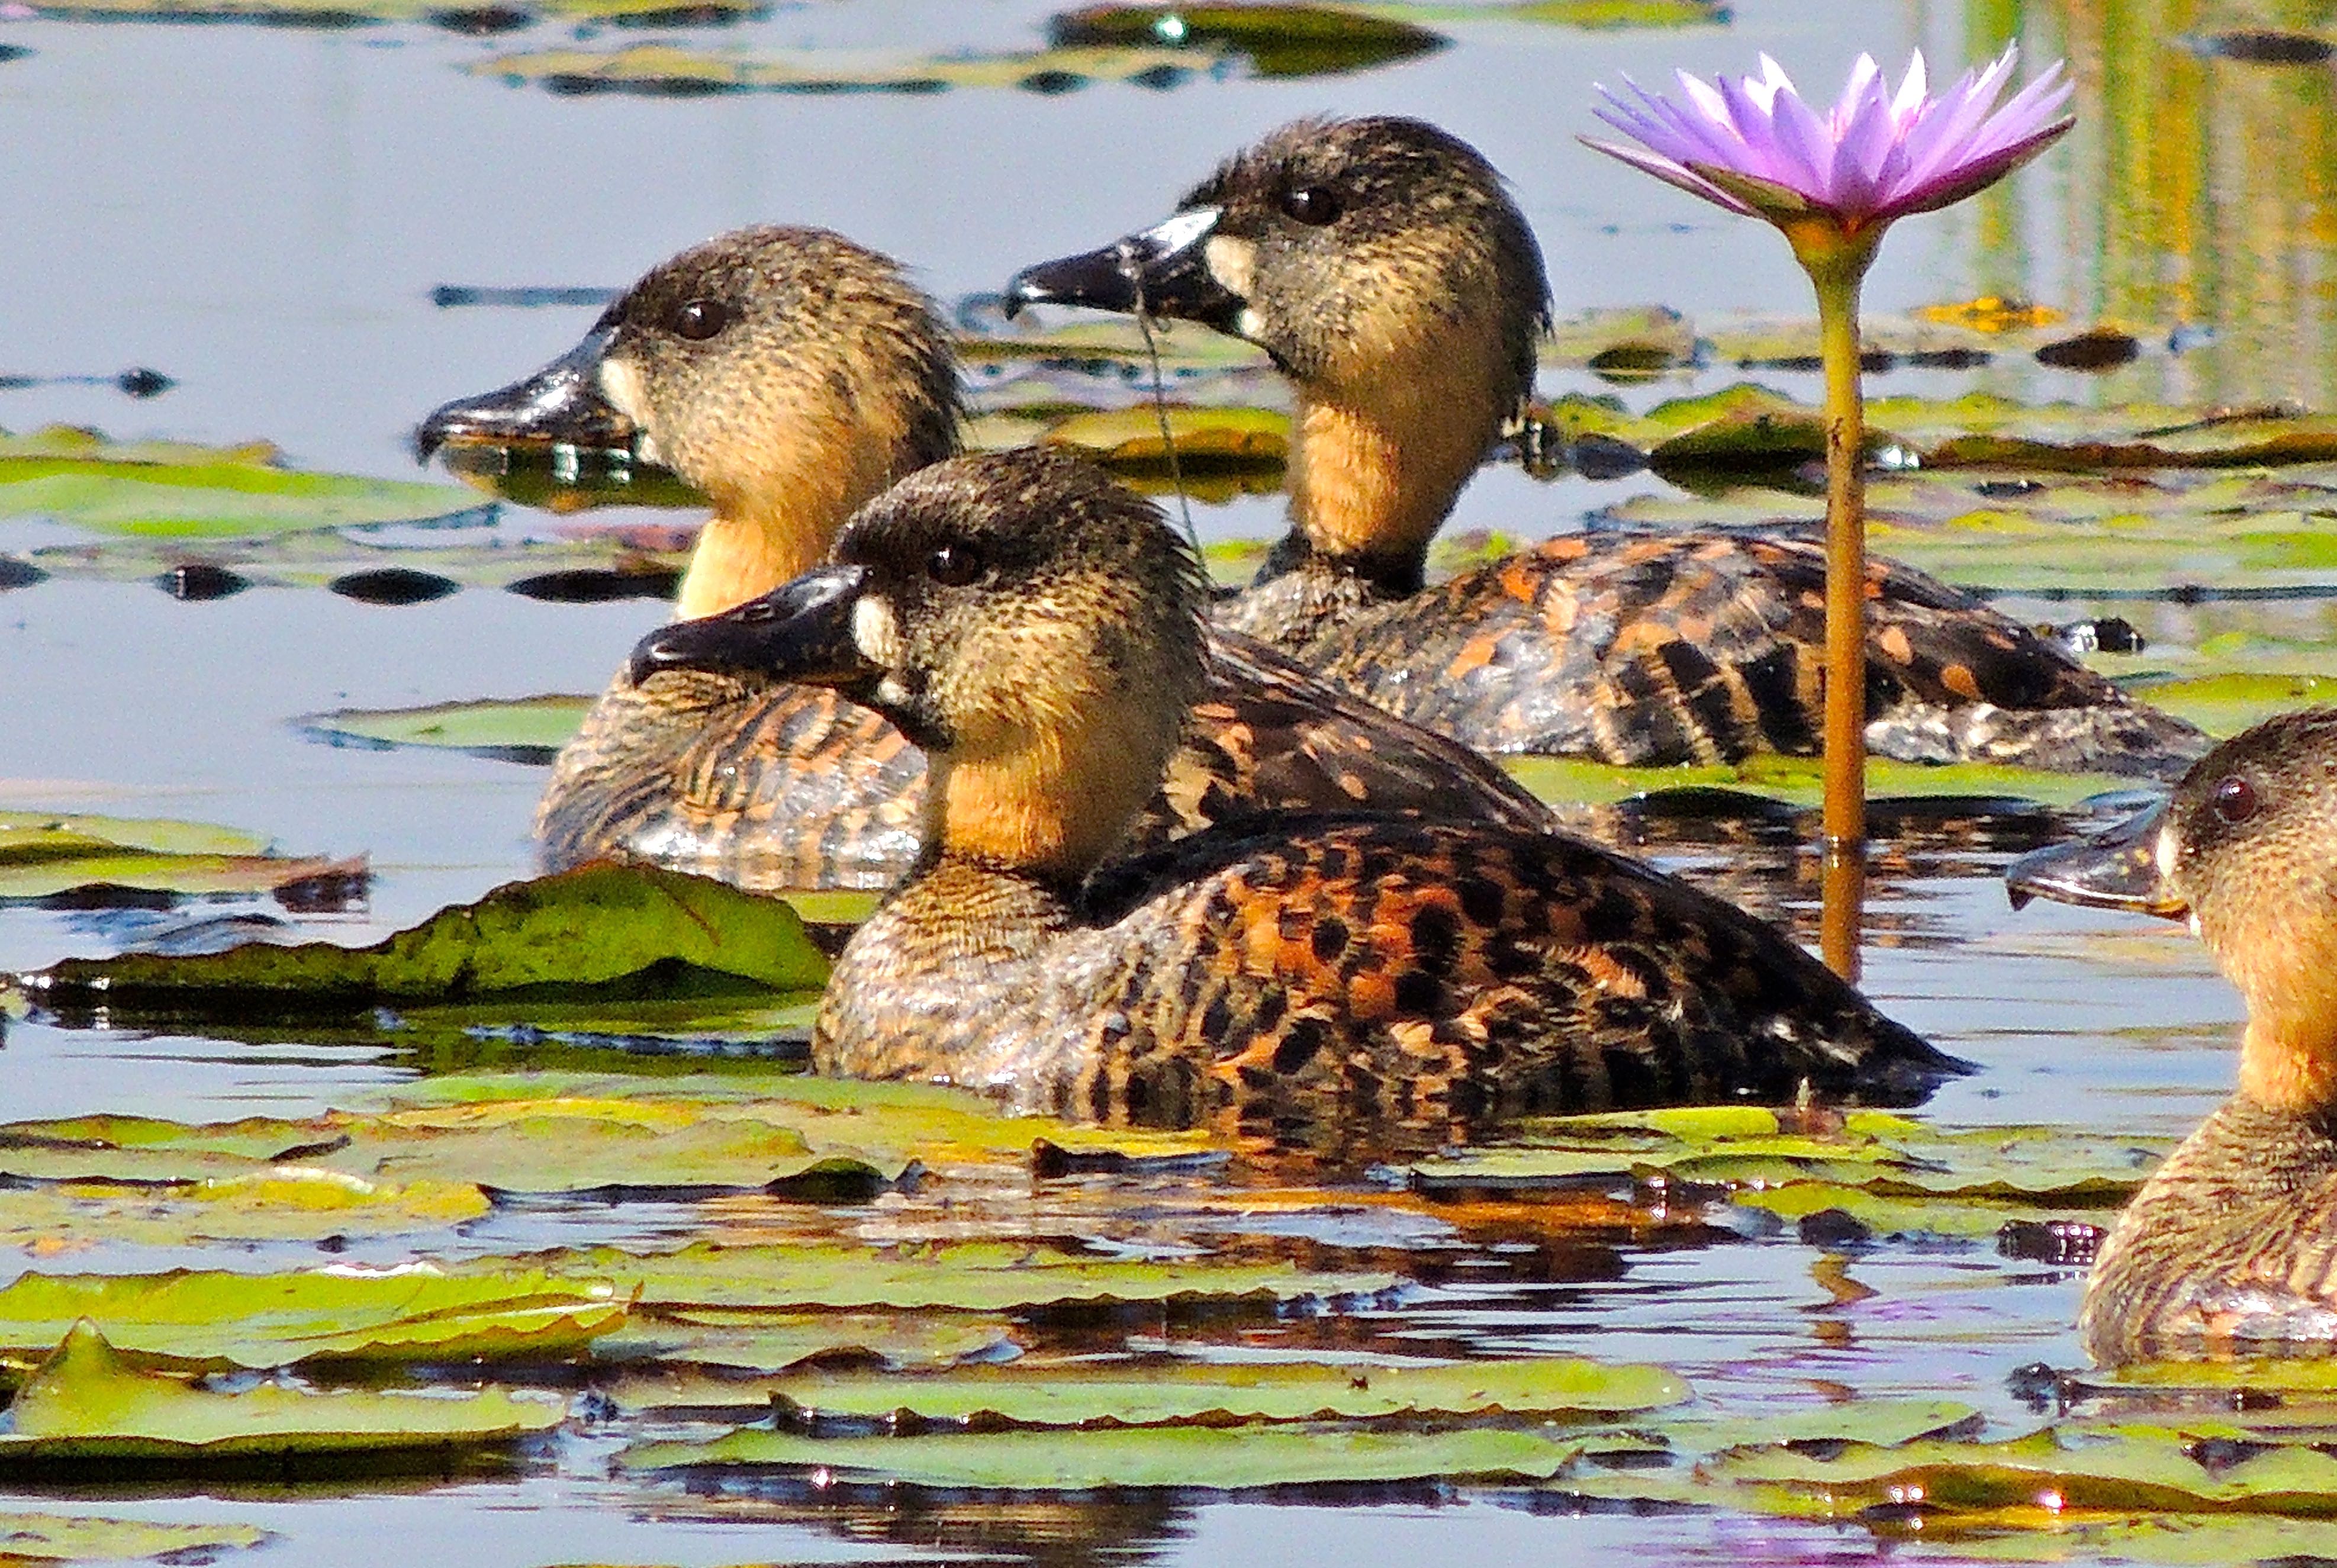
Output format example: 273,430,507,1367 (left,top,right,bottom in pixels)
0,0,2317,1561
